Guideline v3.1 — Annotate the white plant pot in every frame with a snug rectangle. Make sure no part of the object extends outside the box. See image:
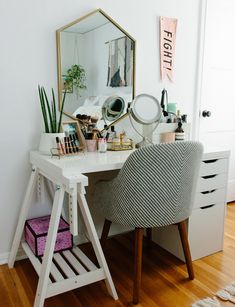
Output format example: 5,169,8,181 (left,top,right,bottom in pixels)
39,133,65,155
